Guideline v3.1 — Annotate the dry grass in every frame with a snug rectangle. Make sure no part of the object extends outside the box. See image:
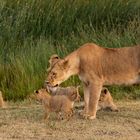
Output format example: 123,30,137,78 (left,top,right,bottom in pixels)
0,100,140,140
